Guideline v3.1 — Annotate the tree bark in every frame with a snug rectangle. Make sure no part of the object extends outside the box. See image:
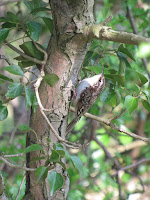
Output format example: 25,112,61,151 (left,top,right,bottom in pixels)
24,0,94,199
